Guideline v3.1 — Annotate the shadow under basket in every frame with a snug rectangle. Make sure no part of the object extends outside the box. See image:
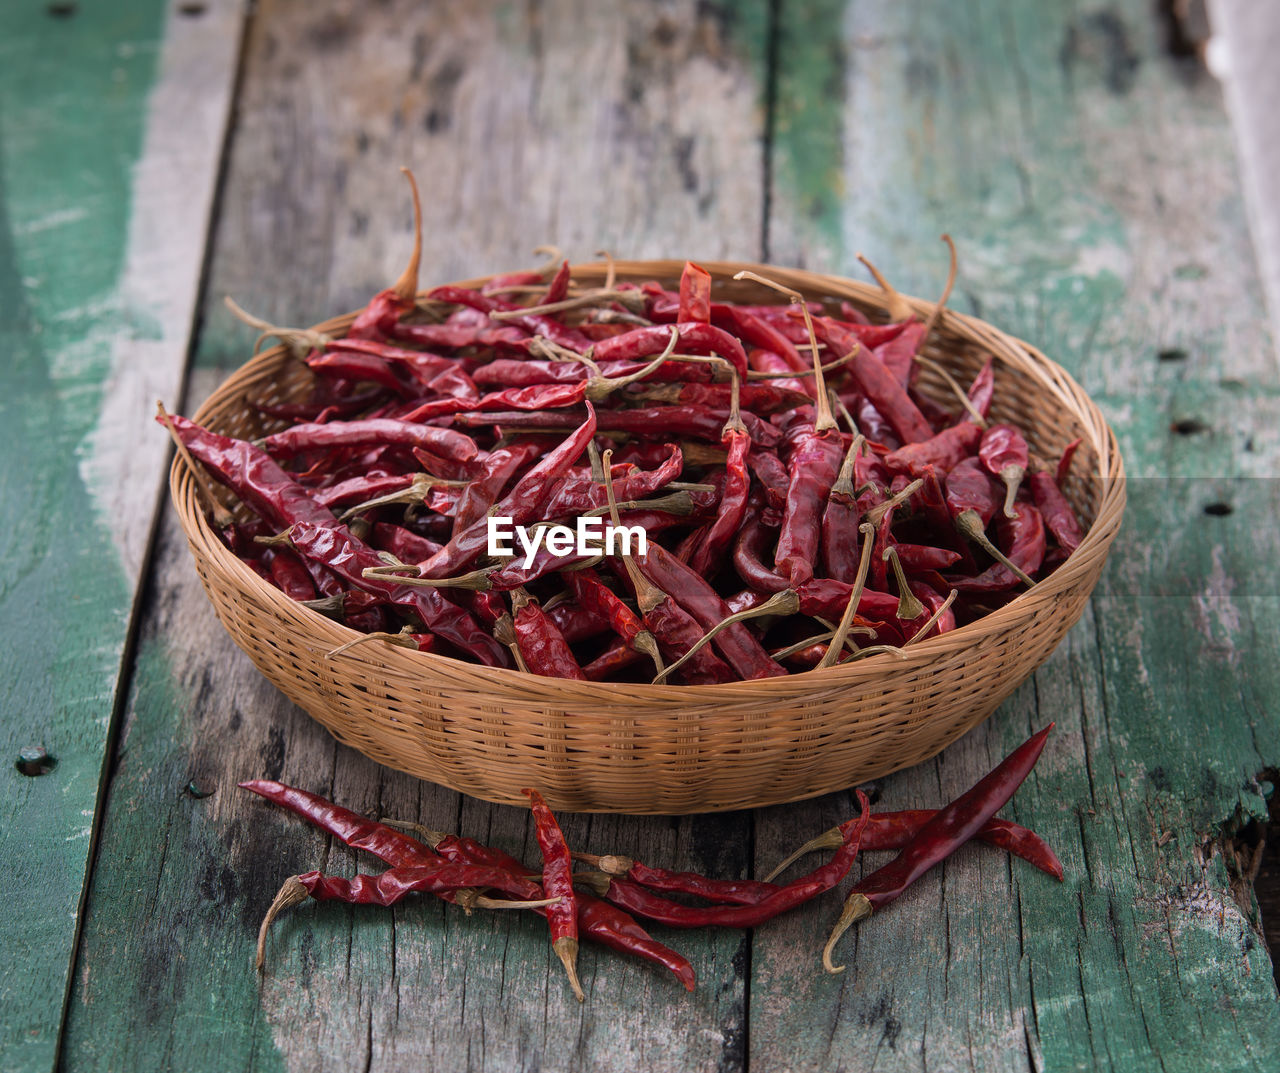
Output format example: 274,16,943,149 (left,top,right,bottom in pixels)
171,260,1125,814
